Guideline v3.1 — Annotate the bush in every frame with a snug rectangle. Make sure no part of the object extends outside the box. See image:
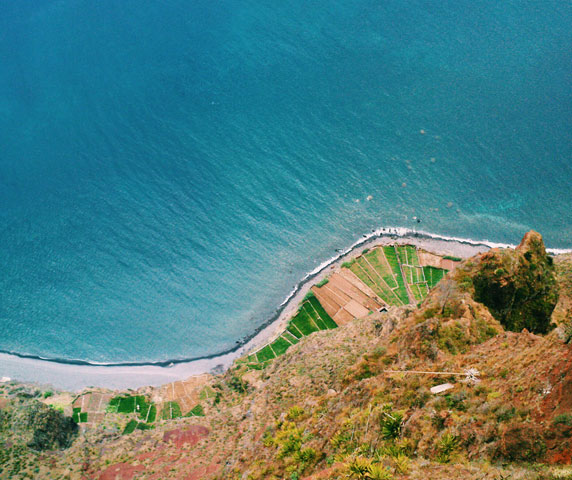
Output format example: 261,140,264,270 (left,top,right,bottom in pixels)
435,433,458,463
228,375,248,394
554,413,572,426
342,259,356,269
379,409,403,440
287,406,305,421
